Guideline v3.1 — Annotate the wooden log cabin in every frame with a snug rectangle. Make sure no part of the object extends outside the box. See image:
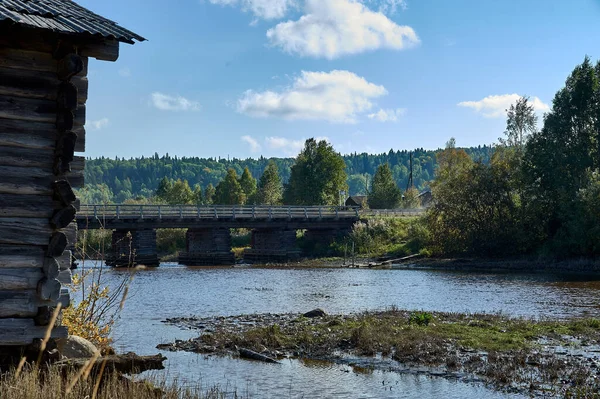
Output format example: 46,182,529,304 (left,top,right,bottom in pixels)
0,0,144,349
